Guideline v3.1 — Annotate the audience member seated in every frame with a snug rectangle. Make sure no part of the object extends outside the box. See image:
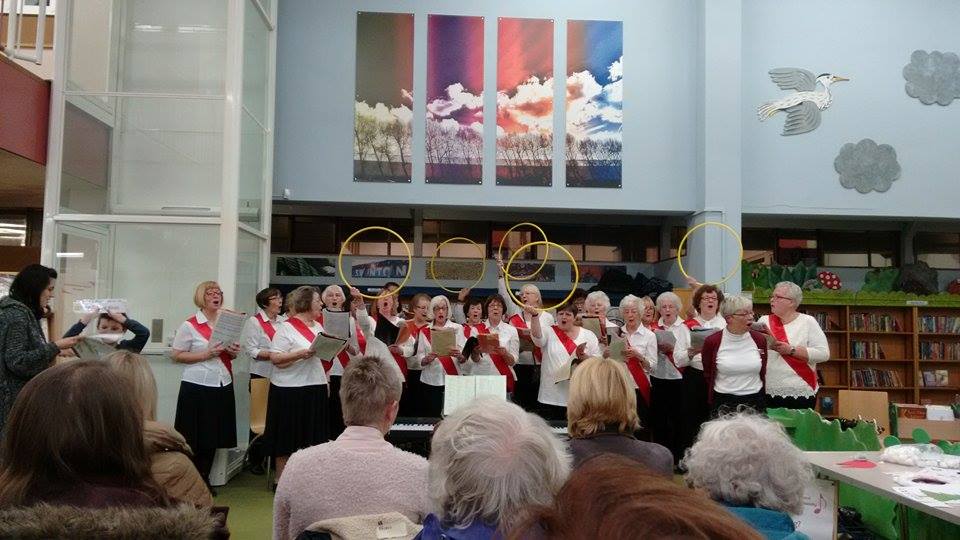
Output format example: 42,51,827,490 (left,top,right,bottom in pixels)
63,310,151,353
105,350,213,508
682,413,812,540
0,360,225,538
417,397,571,540
509,454,763,540
566,357,672,477
274,355,429,540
